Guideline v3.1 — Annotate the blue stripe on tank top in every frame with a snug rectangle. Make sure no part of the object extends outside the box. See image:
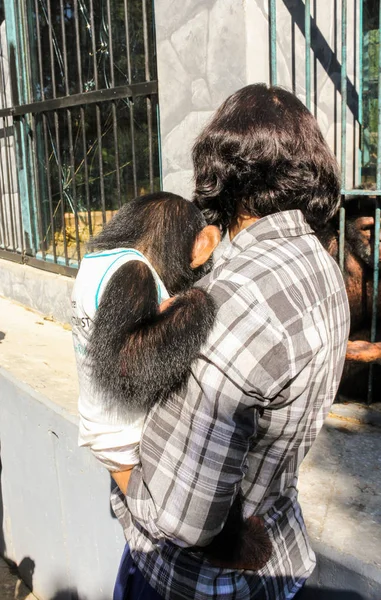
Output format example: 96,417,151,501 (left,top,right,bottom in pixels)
84,249,144,259
92,249,162,309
